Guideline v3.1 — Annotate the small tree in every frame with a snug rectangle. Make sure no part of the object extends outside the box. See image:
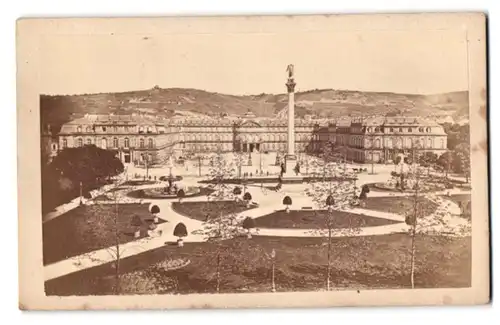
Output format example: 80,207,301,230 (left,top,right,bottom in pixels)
131,215,143,238
393,155,402,172
282,195,292,213
177,188,185,203
402,164,471,288
150,205,160,223
233,186,242,201
243,192,252,208
358,184,370,207
305,142,362,291
173,222,188,247
242,217,256,239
